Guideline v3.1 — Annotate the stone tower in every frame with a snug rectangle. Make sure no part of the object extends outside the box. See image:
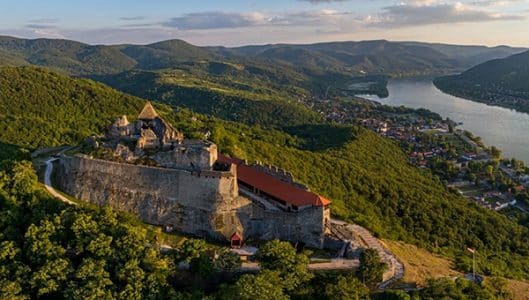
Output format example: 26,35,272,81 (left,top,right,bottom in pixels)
136,102,183,150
